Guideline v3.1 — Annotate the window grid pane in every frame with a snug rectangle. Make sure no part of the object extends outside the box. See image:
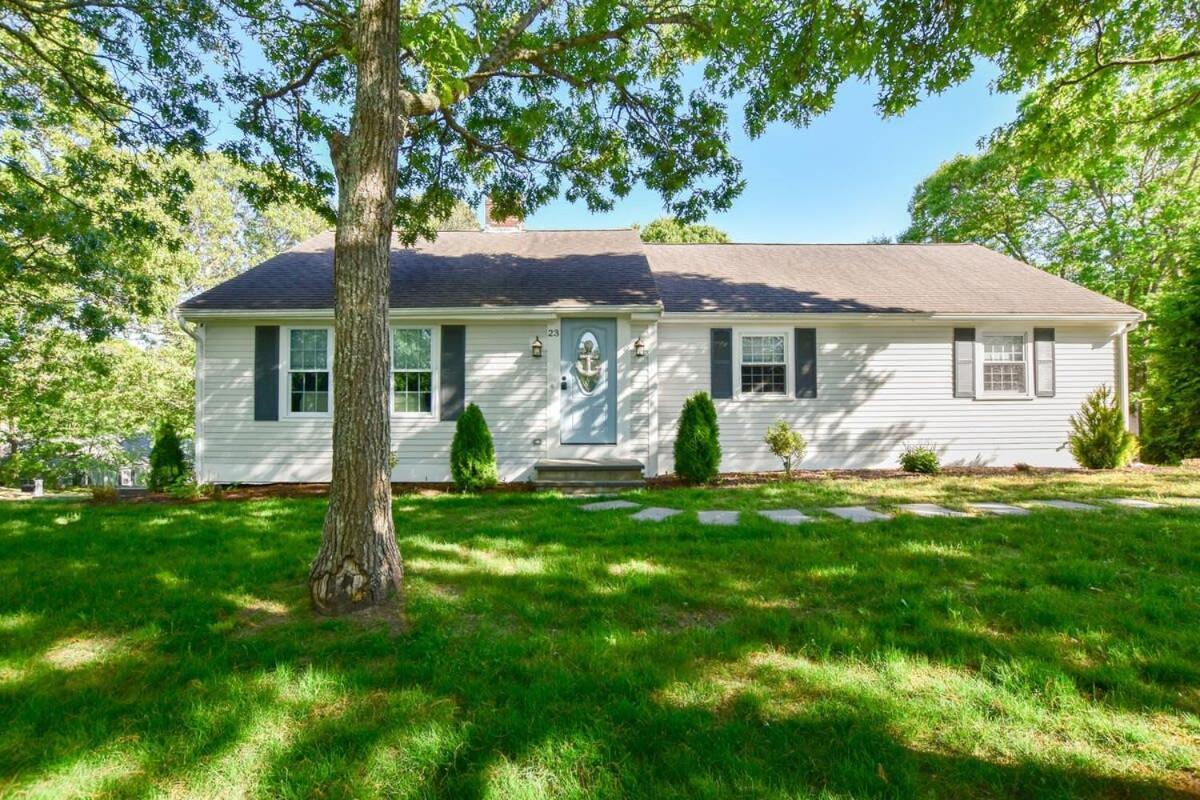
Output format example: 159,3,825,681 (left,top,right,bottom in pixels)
983,363,1026,393
983,335,1024,363
741,365,787,394
393,370,432,413
982,334,1026,393
290,329,328,370
290,371,330,412
742,335,785,364
393,328,432,370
